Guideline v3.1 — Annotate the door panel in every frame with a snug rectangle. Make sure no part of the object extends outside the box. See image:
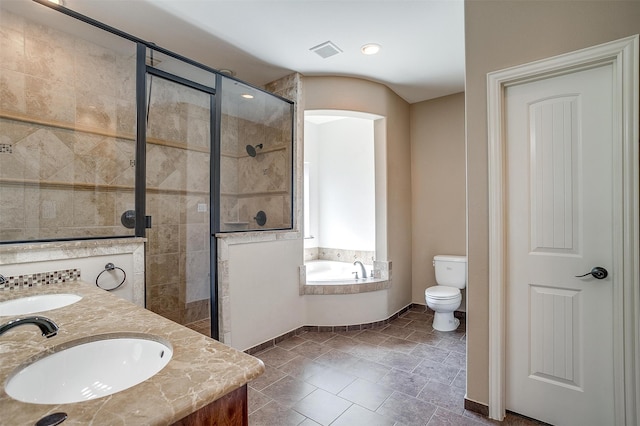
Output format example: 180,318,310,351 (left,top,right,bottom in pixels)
529,96,579,254
505,64,615,425
145,74,213,336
